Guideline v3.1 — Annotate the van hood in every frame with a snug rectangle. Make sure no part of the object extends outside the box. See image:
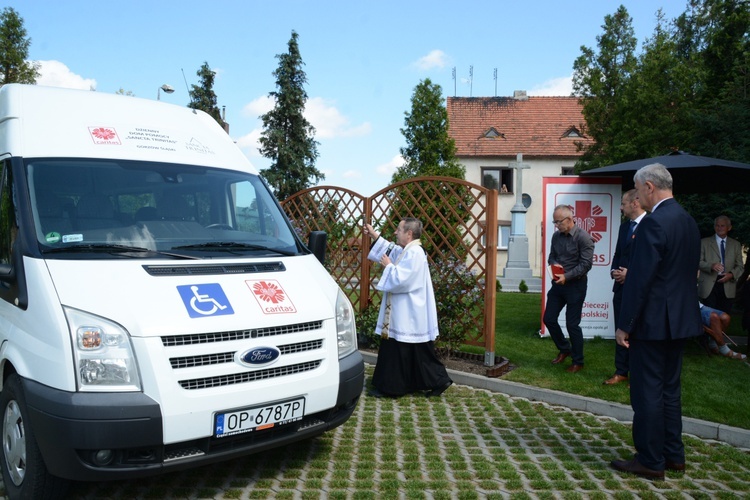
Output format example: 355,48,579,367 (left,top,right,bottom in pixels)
44,255,338,337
